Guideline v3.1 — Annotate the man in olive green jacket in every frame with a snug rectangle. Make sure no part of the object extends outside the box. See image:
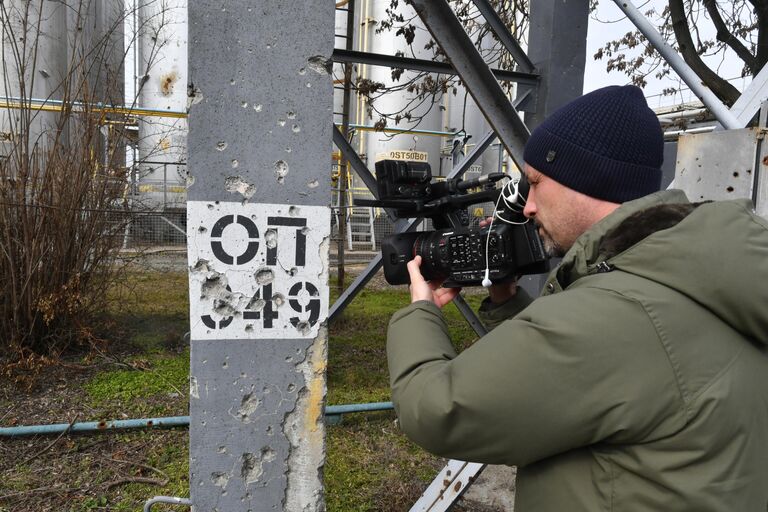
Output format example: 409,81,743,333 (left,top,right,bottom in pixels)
387,86,768,510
